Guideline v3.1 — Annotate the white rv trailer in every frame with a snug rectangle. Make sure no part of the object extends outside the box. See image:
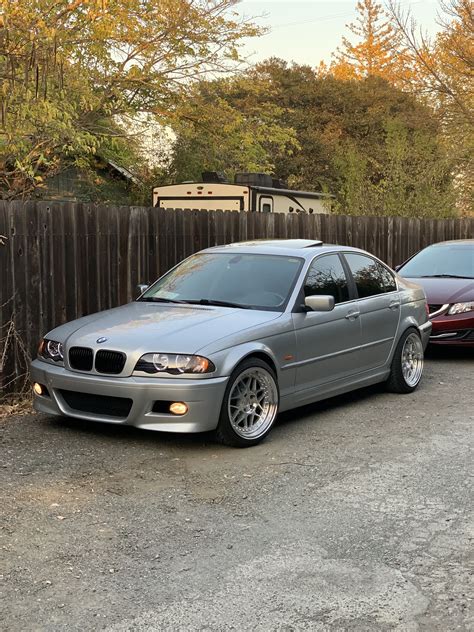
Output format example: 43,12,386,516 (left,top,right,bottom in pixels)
152,172,332,215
